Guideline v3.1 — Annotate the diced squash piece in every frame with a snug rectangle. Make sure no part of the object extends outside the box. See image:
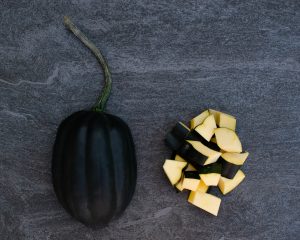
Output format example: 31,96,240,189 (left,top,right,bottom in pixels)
190,110,210,129
182,171,200,191
196,180,209,193
199,163,221,186
218,170,245,195
171,122,190,144
187,140,222,165
177,143,205,170
163,160,187,185
175,154,186,162
200,173,221,186
208,109,221,124
219,152,249,179
175,155,196,171
221,152,249,165
165,132,182,151
165,122,190,150
188,192,221,216
214,128,242,153
186,130,206,141
209,109,236,130
173,122,190,139
195,115,217,141
219,113,236,131
186,131,220,151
